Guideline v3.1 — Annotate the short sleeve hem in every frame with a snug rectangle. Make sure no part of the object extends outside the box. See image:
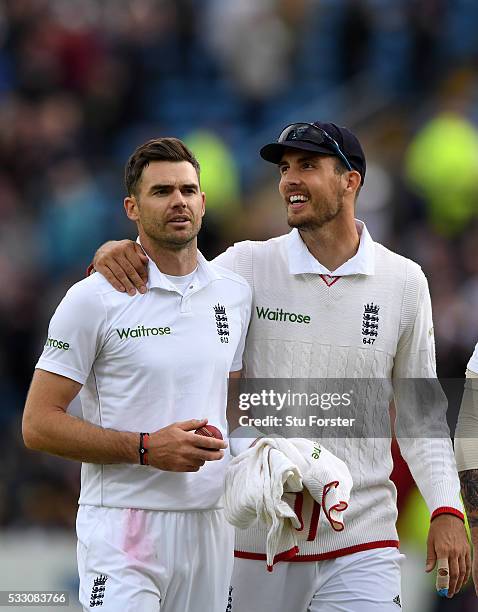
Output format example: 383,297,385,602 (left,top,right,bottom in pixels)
35,360,87,385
